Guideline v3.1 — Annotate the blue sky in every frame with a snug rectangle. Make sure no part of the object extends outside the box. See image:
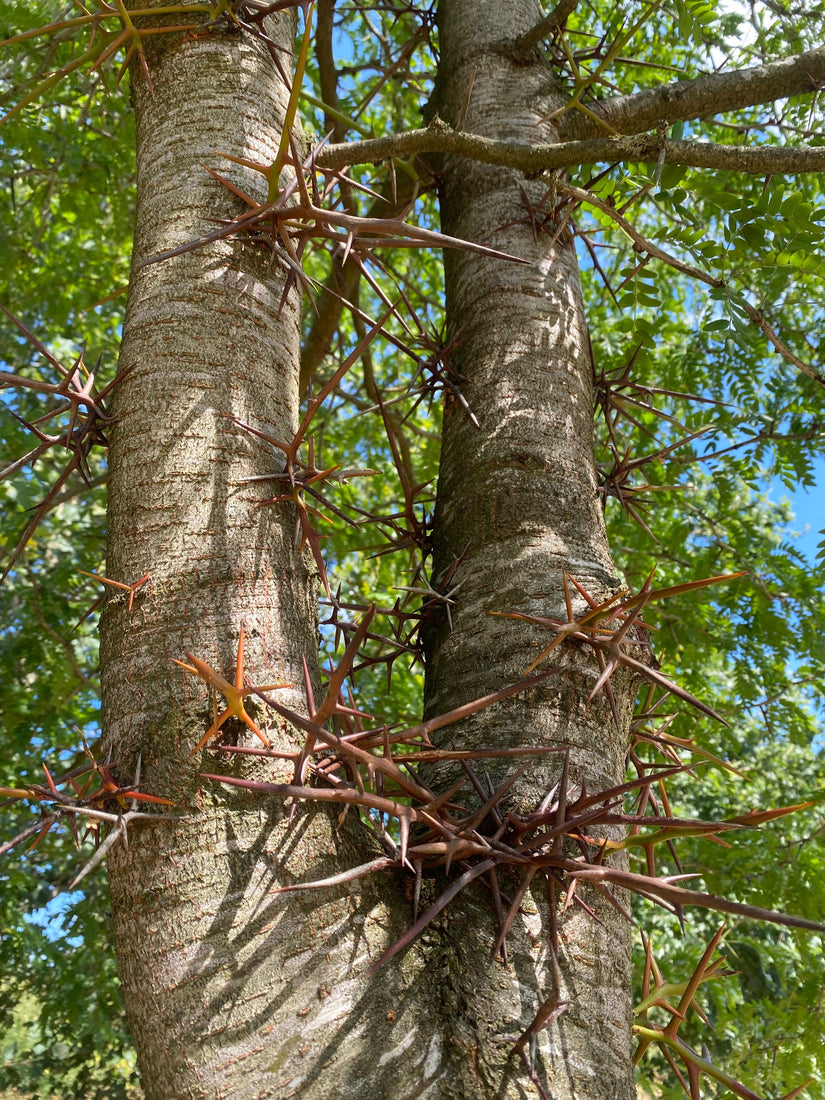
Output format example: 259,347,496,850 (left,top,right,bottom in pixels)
782,454,825,565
